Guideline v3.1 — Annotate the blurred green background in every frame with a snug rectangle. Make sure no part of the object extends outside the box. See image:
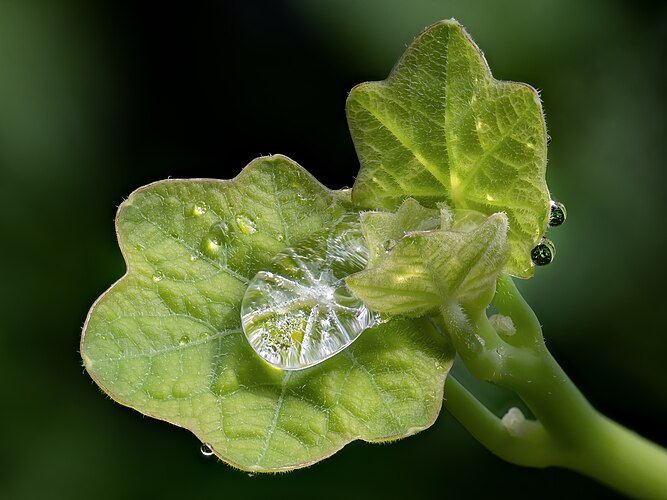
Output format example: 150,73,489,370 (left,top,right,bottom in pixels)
1,1,665,498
